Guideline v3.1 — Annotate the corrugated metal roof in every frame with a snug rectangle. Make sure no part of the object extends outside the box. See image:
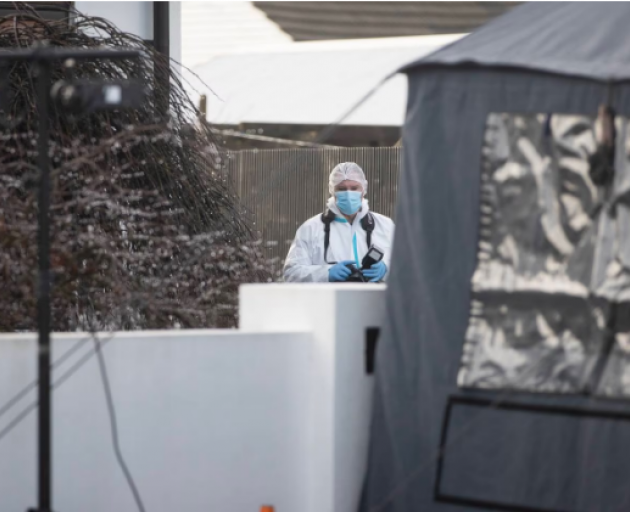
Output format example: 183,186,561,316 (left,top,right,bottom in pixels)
181,2,292,68
254,1,520,41
185,34,462,127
